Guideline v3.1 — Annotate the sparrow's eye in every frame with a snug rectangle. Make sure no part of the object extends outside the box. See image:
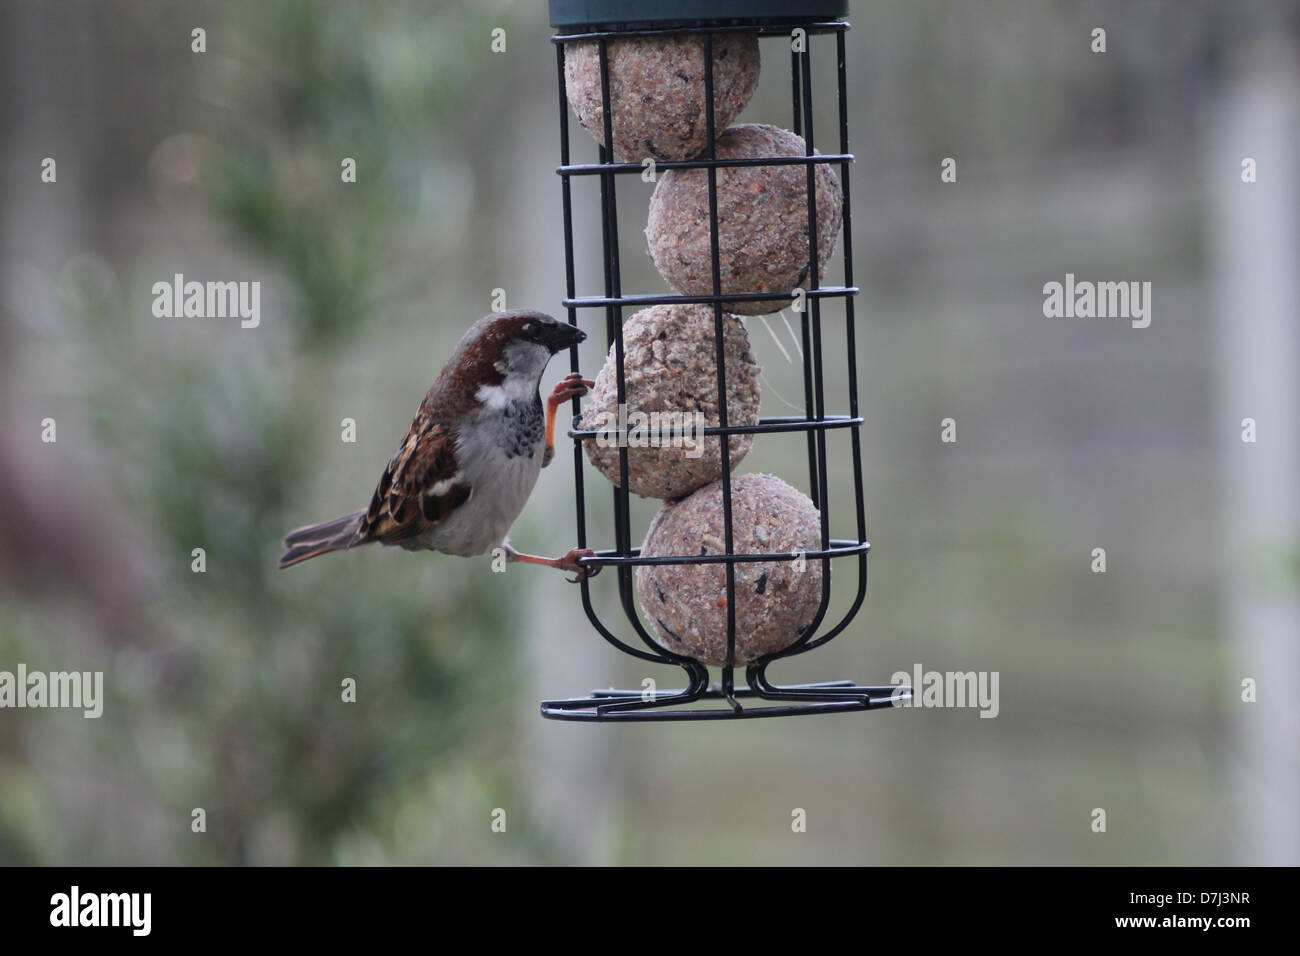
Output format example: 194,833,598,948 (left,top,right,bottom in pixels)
522,322,536,337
